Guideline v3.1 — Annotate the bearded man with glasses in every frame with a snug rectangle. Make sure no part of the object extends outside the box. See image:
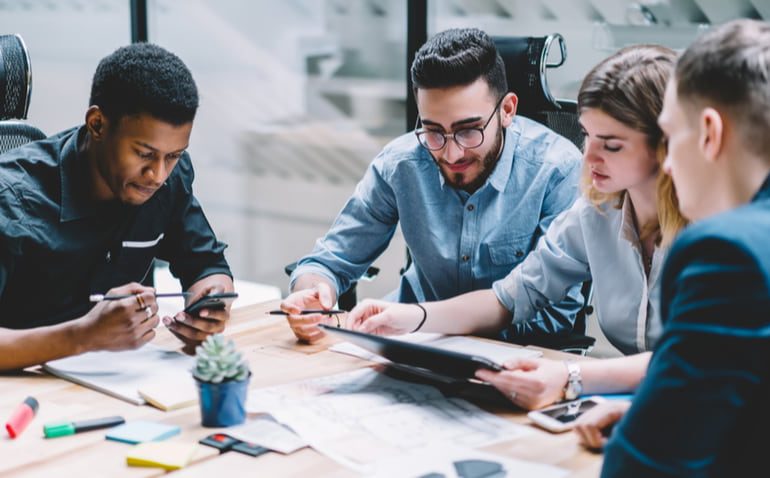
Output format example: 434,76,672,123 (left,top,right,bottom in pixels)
282,28,583,344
